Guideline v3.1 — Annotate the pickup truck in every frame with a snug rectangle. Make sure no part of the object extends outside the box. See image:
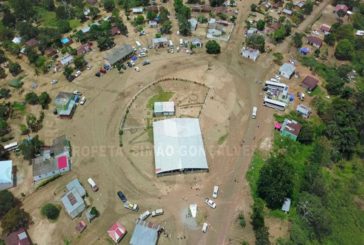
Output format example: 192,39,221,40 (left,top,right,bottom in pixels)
124,201,139,211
